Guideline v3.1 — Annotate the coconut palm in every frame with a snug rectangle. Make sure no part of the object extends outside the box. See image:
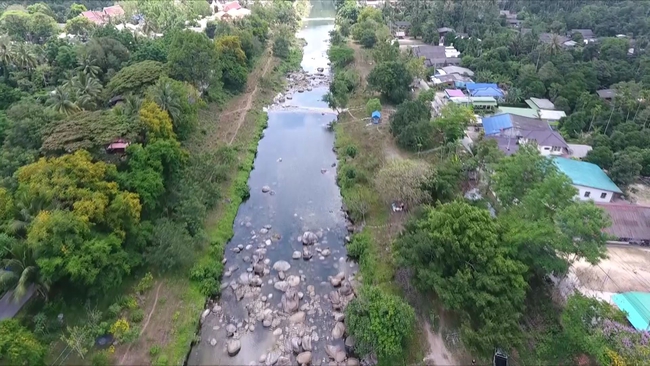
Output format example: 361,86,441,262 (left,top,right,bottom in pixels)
546,34,563,55
0,36,14,81
0,240,50,302
13,43,38,72
46,87,80,115
122,94,142,117
149,79,181,121
72,72,103,110
77,52,101,79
